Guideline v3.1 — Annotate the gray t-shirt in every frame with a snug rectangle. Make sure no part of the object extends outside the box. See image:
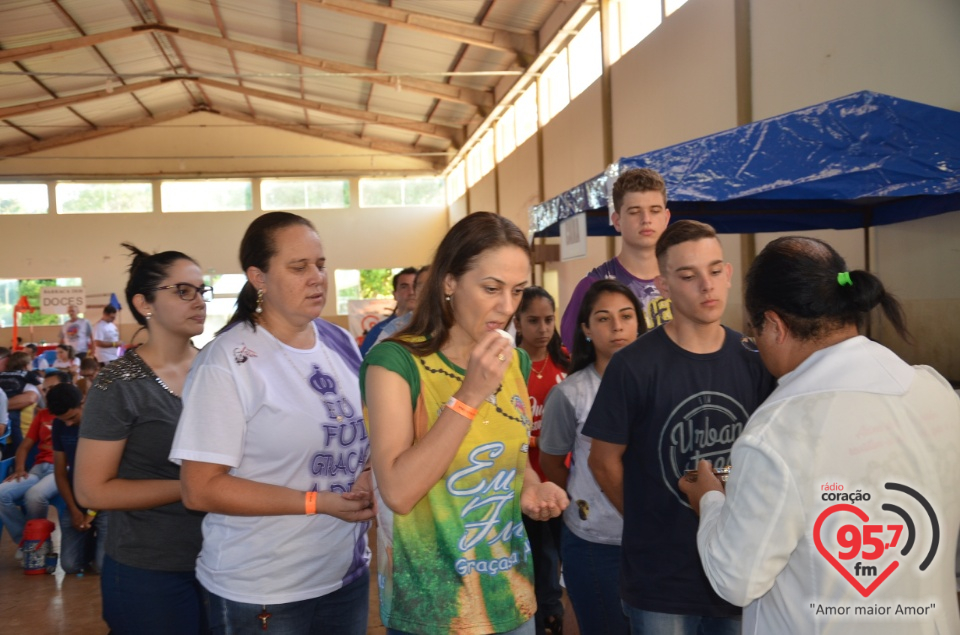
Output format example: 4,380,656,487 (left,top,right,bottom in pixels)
81,349,204,571
539,365,623,545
